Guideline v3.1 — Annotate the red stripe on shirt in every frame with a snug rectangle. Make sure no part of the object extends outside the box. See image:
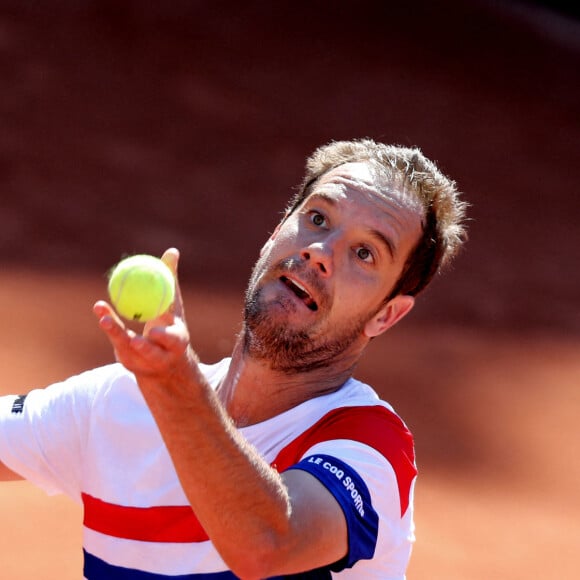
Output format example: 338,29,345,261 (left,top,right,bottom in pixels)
272,405,417,517
82,405,415,542
82,493,209,543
